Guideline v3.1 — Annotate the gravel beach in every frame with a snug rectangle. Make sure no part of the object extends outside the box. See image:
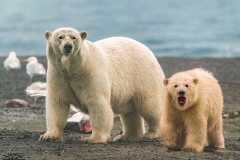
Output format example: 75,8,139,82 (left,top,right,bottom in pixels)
0,56,239,159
